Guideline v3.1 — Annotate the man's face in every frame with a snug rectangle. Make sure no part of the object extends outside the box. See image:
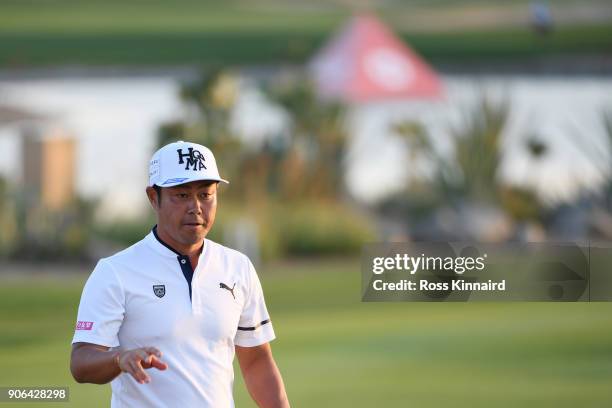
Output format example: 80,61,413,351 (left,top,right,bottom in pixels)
147,180,218,247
